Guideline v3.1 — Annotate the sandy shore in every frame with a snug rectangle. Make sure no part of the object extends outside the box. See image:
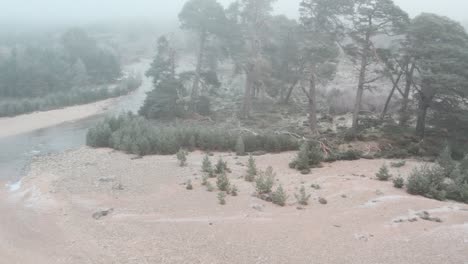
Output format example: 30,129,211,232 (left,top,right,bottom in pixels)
1,148,467,264
0,99,114,139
